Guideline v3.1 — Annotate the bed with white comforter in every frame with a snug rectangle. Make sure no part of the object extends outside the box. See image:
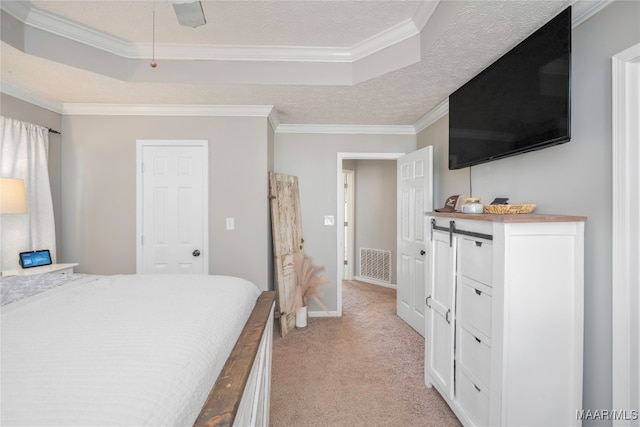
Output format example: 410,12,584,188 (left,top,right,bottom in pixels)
1,273,270,427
